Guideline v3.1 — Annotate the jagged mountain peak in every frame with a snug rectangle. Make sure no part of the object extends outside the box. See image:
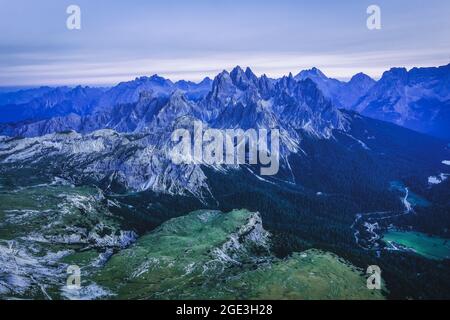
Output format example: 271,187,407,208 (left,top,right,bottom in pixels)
386,67,408,73
230,66,245,80
73,85,85,91
153,89,200,126
215,69,232,81
276,73,297,90
209,70,234,95
245,67,257,79
381,67,408,81
172,77,213,101
224,66,260,89
346,73,376,95
230,66,256,89
174,79,196,88
296,67,327,80
198,77,213,85
126,74,174,88
149,74,172,83
230,65,245,74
